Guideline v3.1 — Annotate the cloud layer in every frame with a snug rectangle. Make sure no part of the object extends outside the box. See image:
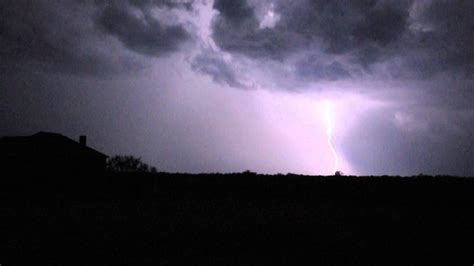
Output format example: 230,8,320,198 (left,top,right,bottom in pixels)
2,0,472,82
94,0,192,57
203,0,474,86
0,0,194,76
